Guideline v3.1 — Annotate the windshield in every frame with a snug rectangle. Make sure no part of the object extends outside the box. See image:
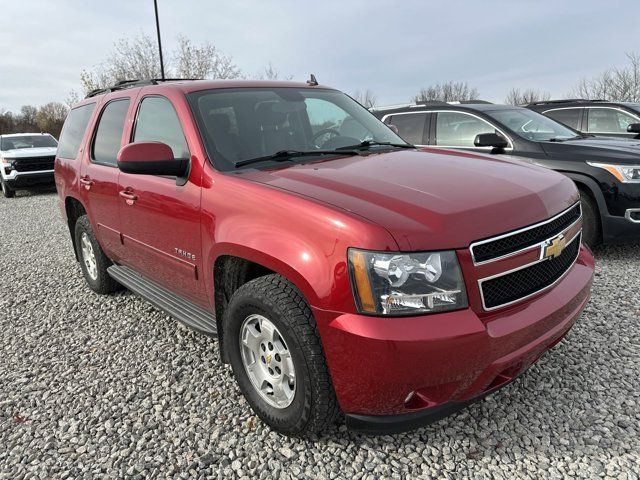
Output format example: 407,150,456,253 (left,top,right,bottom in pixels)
486,109,578,142
188,87,409,170
0,134,58,151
